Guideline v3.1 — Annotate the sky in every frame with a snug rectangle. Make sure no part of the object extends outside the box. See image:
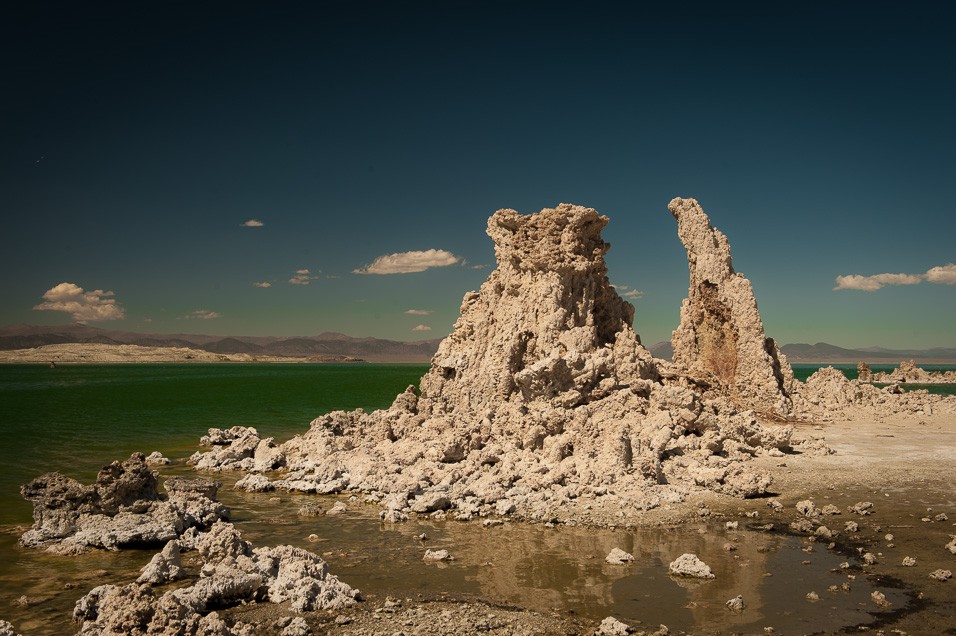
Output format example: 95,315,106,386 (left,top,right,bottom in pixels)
1,1,954,349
